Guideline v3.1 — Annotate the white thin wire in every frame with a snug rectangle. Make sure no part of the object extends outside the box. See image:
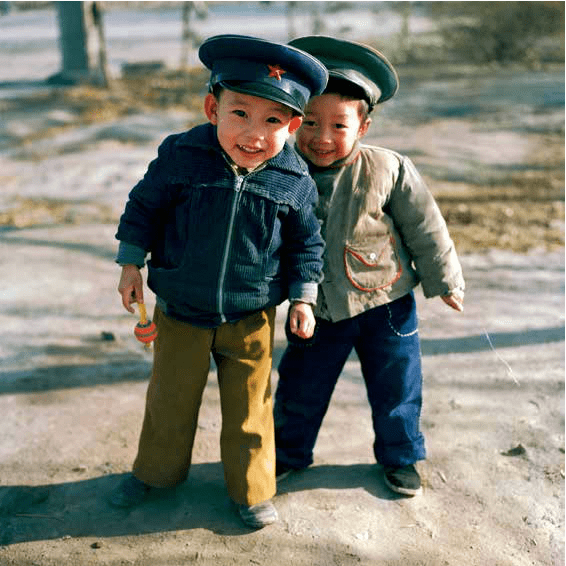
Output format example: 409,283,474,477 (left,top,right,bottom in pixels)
482,327,520,386
420,304,521,386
